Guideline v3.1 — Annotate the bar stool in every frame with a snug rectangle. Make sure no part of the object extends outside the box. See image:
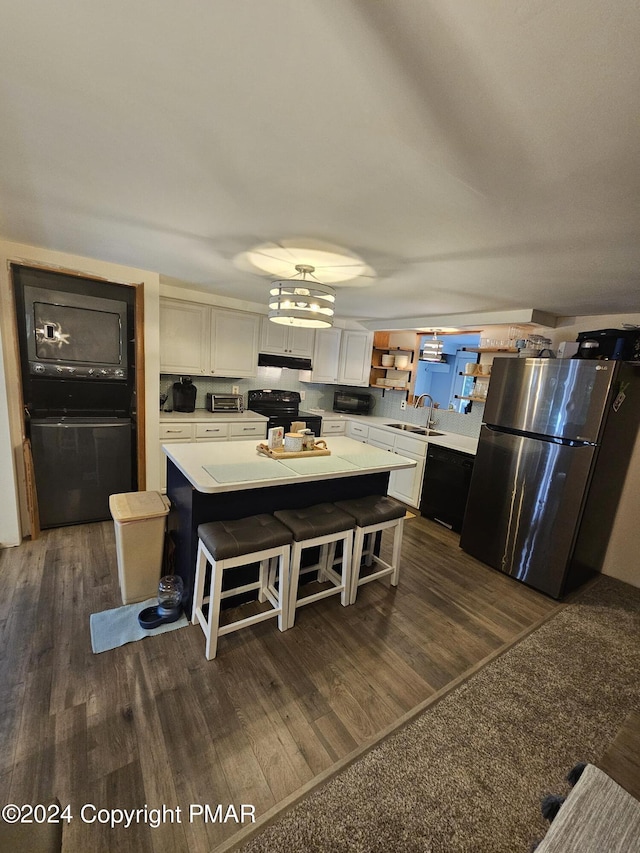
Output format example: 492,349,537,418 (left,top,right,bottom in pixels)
191,514,292,659
335,495,406,604
273,503,355,628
